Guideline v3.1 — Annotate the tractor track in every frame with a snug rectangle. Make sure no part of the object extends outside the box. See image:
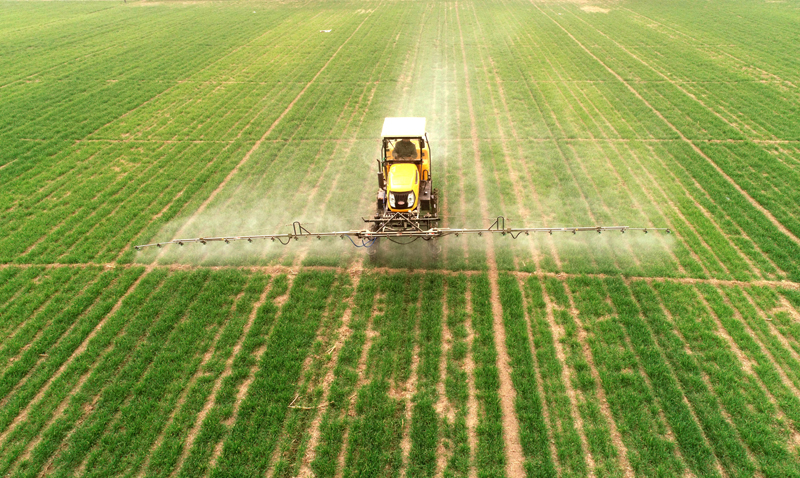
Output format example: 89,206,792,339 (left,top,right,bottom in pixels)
455,3,526,476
